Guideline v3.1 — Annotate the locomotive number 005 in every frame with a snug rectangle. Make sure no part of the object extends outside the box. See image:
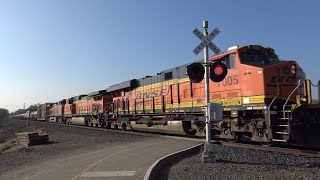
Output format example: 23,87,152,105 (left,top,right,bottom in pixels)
218,75,238,87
